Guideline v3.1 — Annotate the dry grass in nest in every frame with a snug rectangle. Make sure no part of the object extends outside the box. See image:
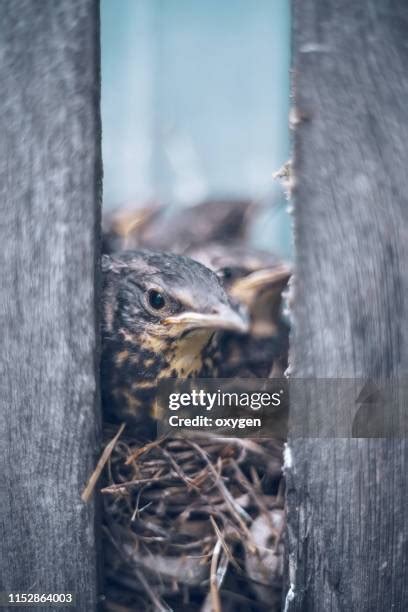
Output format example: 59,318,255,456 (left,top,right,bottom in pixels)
99,426,285,611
